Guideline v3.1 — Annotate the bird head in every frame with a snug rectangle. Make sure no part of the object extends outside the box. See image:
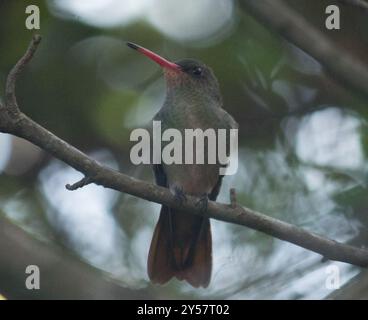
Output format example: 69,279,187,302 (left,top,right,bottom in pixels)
127,42,221,103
